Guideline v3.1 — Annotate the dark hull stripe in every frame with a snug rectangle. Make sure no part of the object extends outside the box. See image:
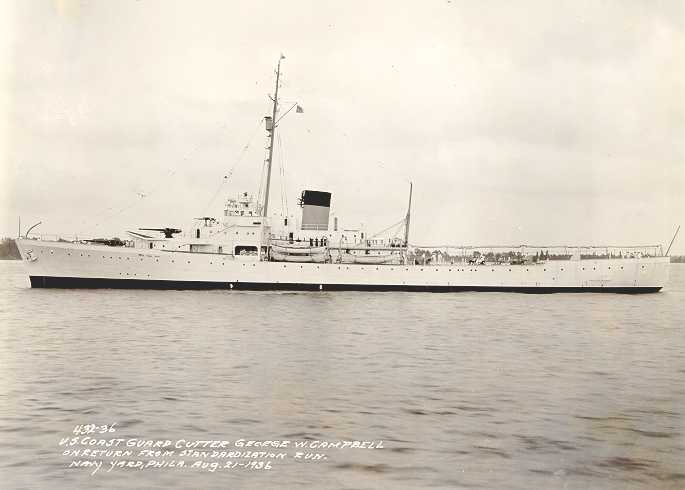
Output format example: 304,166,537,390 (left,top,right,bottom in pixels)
29,276,662,294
